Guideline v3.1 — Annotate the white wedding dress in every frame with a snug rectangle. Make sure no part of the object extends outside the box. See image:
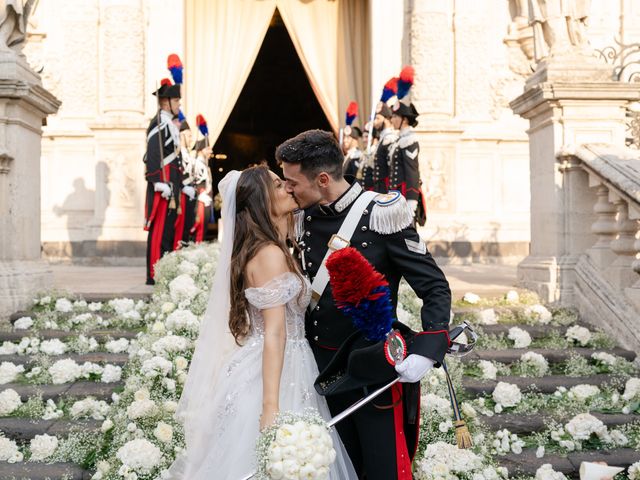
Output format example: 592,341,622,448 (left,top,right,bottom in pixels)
183,271,356,479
